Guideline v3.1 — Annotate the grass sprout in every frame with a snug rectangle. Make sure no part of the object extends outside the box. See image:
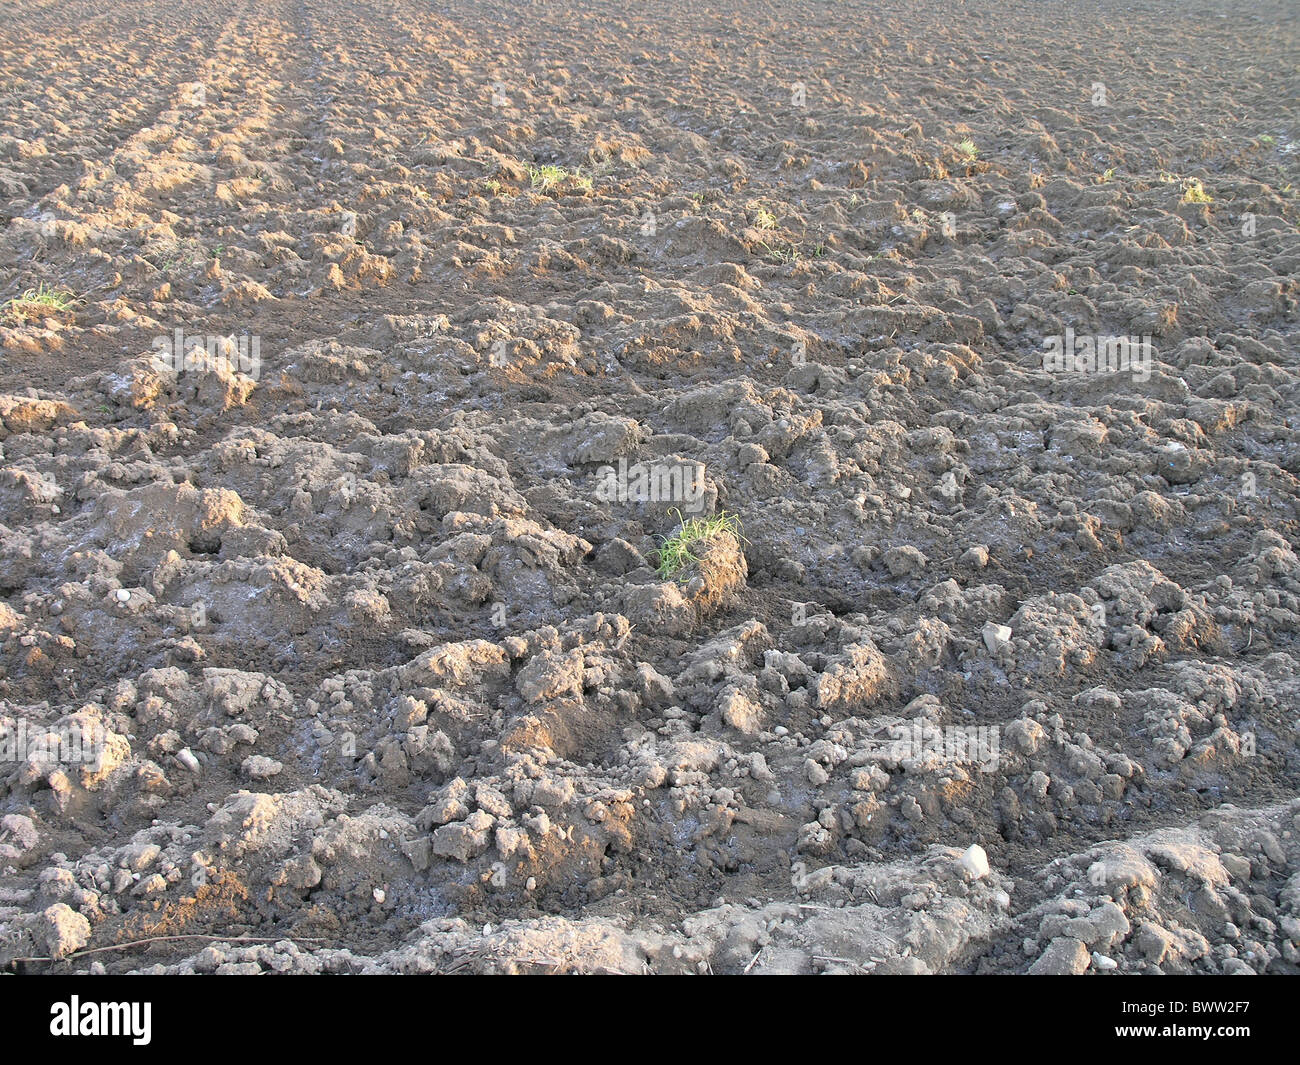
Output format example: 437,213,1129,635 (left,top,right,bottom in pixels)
527,164,593,193
1180,178,1213,204
3,283,79,322
653,510,747,581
